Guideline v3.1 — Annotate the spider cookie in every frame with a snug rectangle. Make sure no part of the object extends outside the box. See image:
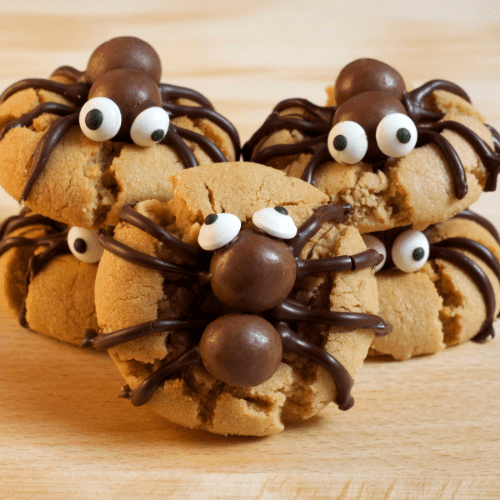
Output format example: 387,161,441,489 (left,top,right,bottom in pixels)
0,208,102,345
0,36,240,230
364,210,500,360
243,58,500,233
83,162,391,436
